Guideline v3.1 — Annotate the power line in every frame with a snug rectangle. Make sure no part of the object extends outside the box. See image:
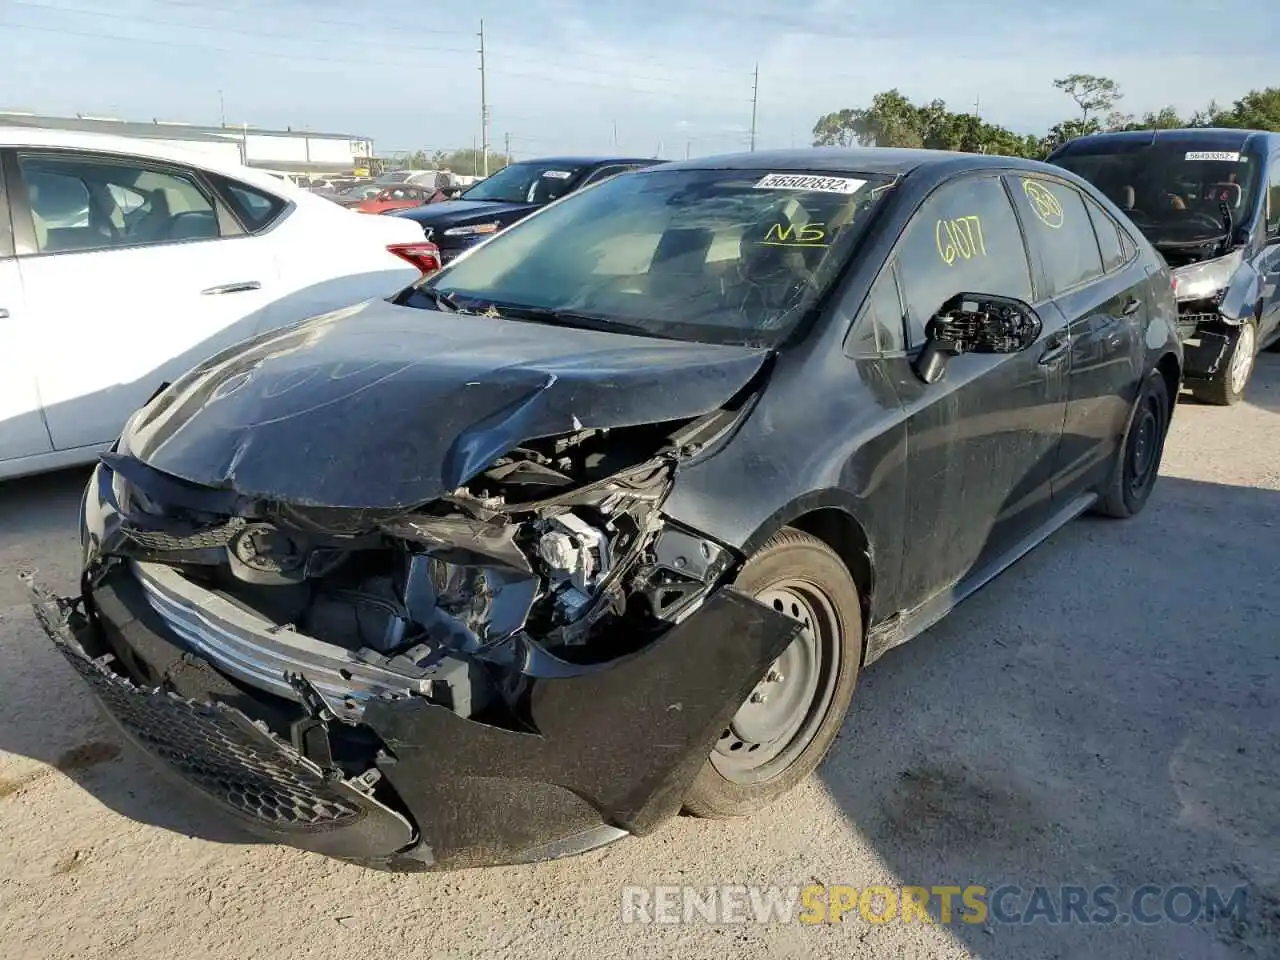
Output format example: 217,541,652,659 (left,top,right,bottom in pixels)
102,0,475,37
10,0,476,54
12,0,752,87
0,18,754,107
